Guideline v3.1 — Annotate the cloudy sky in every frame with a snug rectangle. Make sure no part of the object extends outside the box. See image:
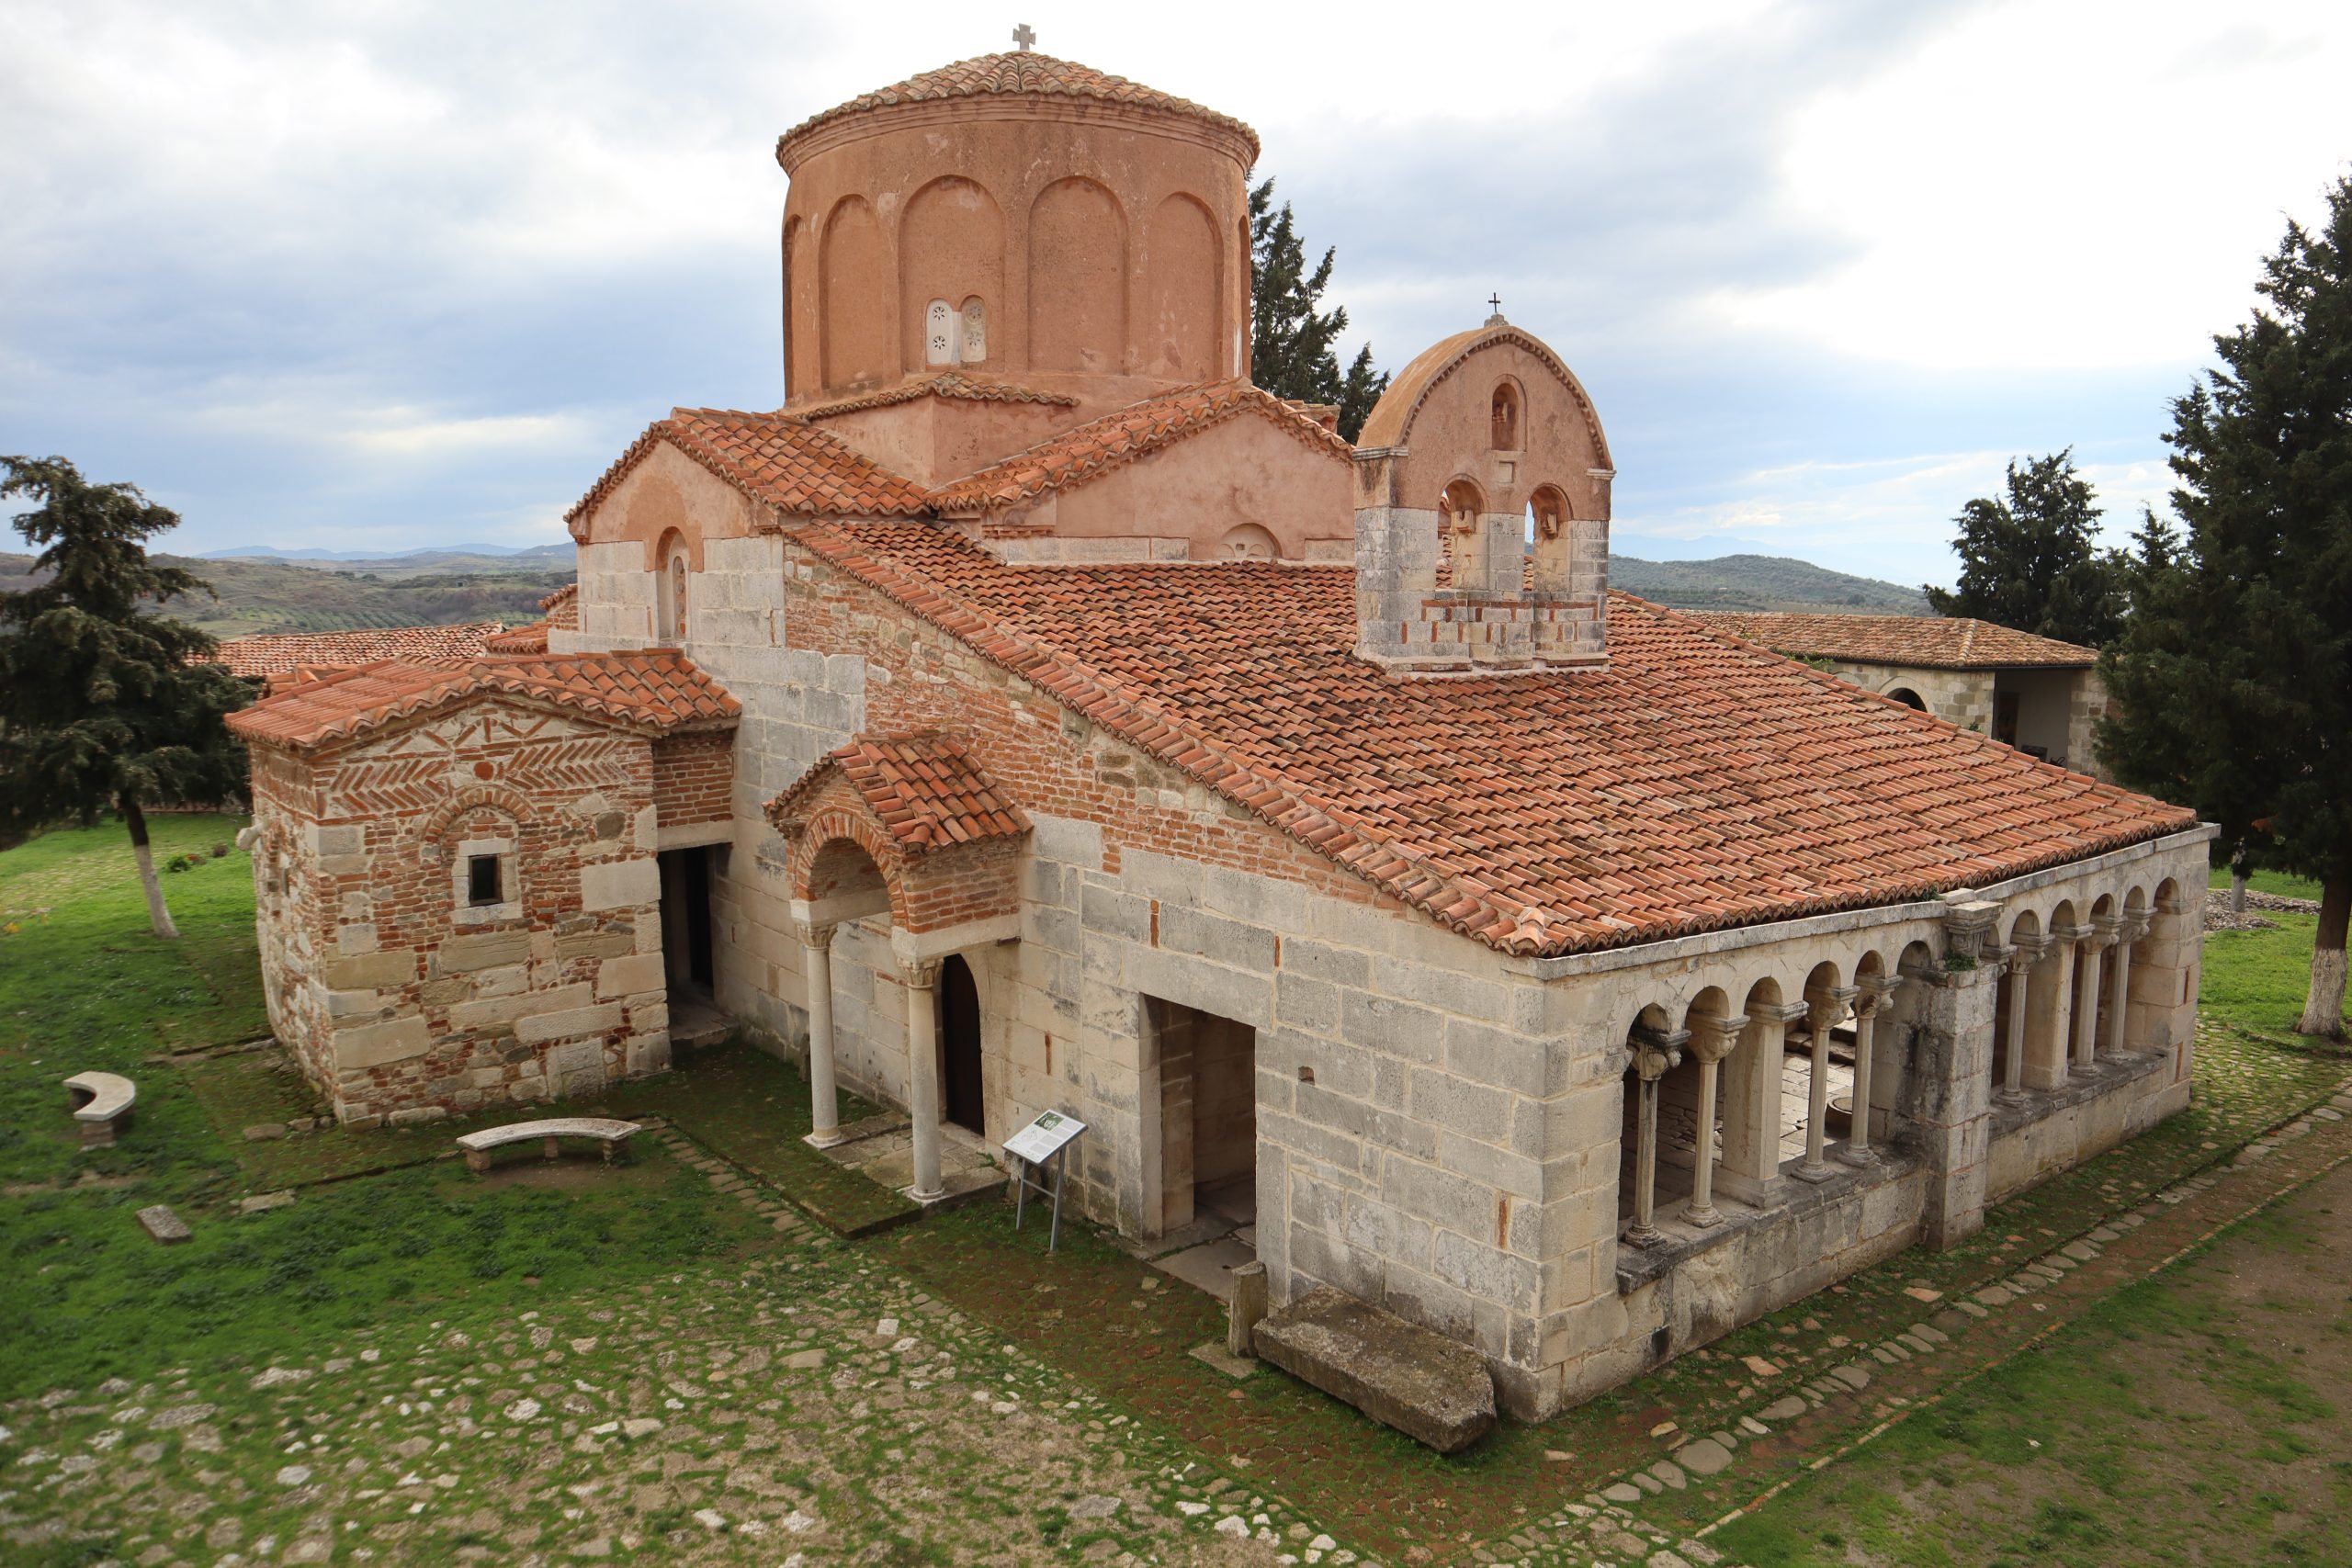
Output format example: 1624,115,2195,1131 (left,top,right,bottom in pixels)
3,0,2346,585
